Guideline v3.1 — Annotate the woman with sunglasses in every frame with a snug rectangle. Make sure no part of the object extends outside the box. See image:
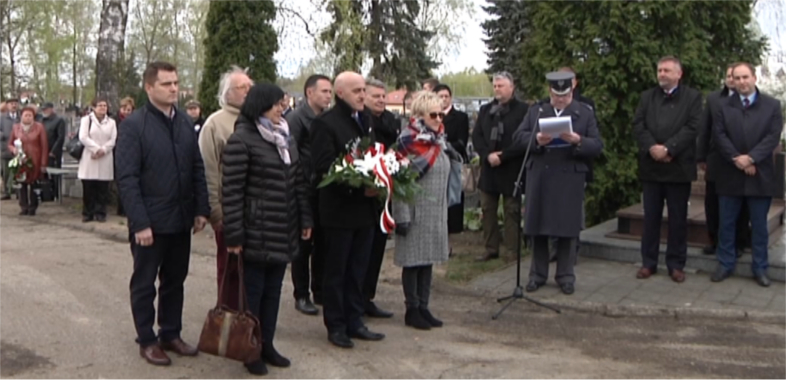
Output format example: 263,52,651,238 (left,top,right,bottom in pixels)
393,91,458,330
